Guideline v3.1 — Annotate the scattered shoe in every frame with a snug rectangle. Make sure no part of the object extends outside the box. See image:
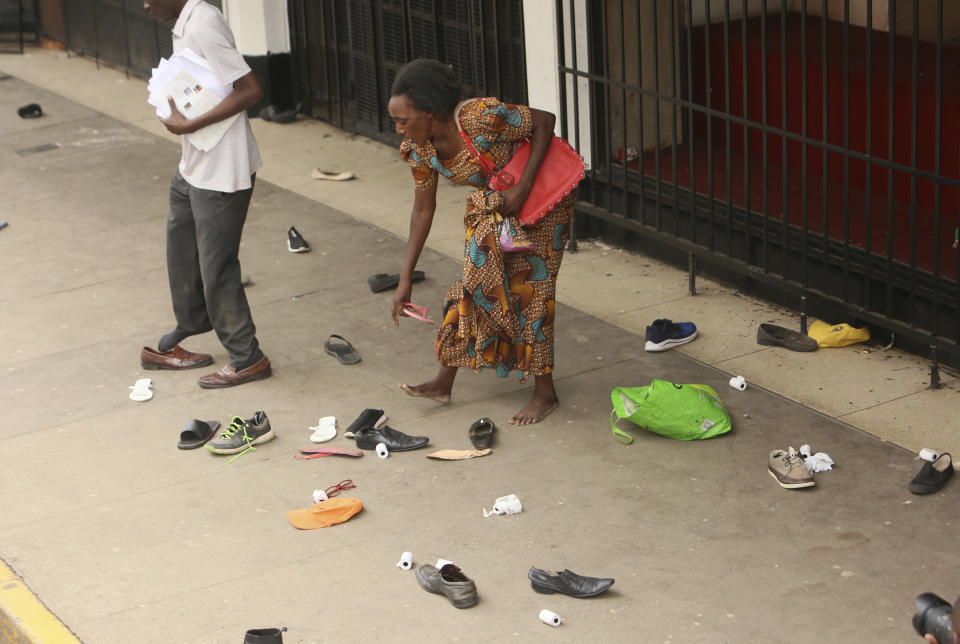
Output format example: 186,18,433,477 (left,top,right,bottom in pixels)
354,425,428,452
295,446,363,459
287,226,310,253
756,323,819,352
344,408,387,438
527,567,615,598
128,378,153,402
311,168,355,181
140,345,213,370
17,103,42,119
415,563,478,608
468,418,495,450
243,627,287,644
426,449,491,460
909,453,954,494
259,103,300,123
367,270,425,293
198,355,271,388
644,319,698,352
768,447,816,489
177,419,220,450
308,416,337,443
324,334,360,365
206,411,275,455
401,302,434,324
